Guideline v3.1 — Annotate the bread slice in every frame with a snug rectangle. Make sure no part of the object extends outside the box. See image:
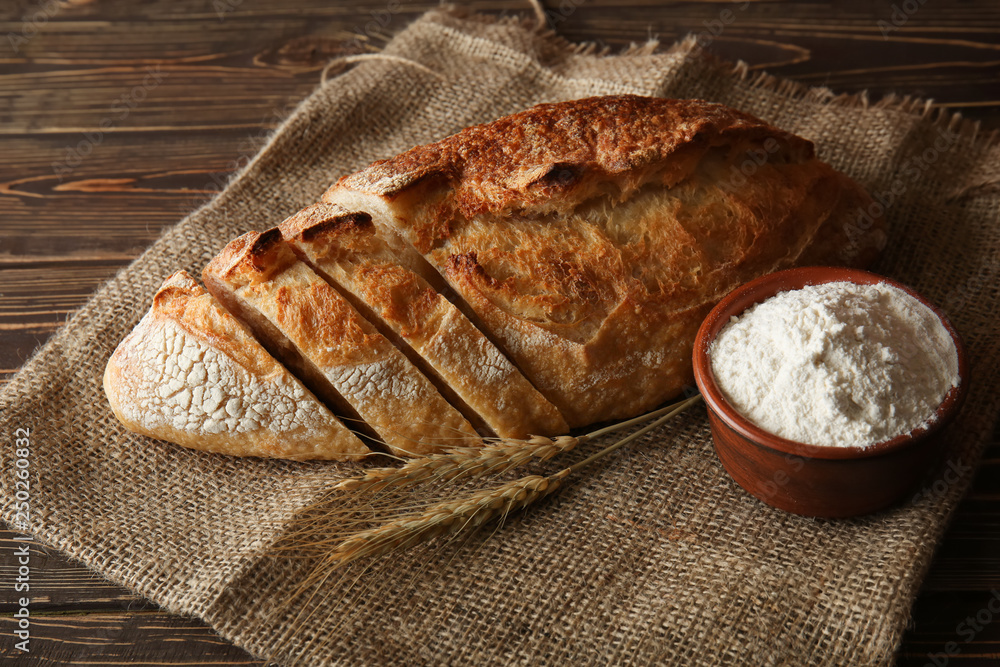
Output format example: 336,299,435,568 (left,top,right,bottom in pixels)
103,271,369,460
279,203,569,440
202,229,480,457
322,94,888,427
